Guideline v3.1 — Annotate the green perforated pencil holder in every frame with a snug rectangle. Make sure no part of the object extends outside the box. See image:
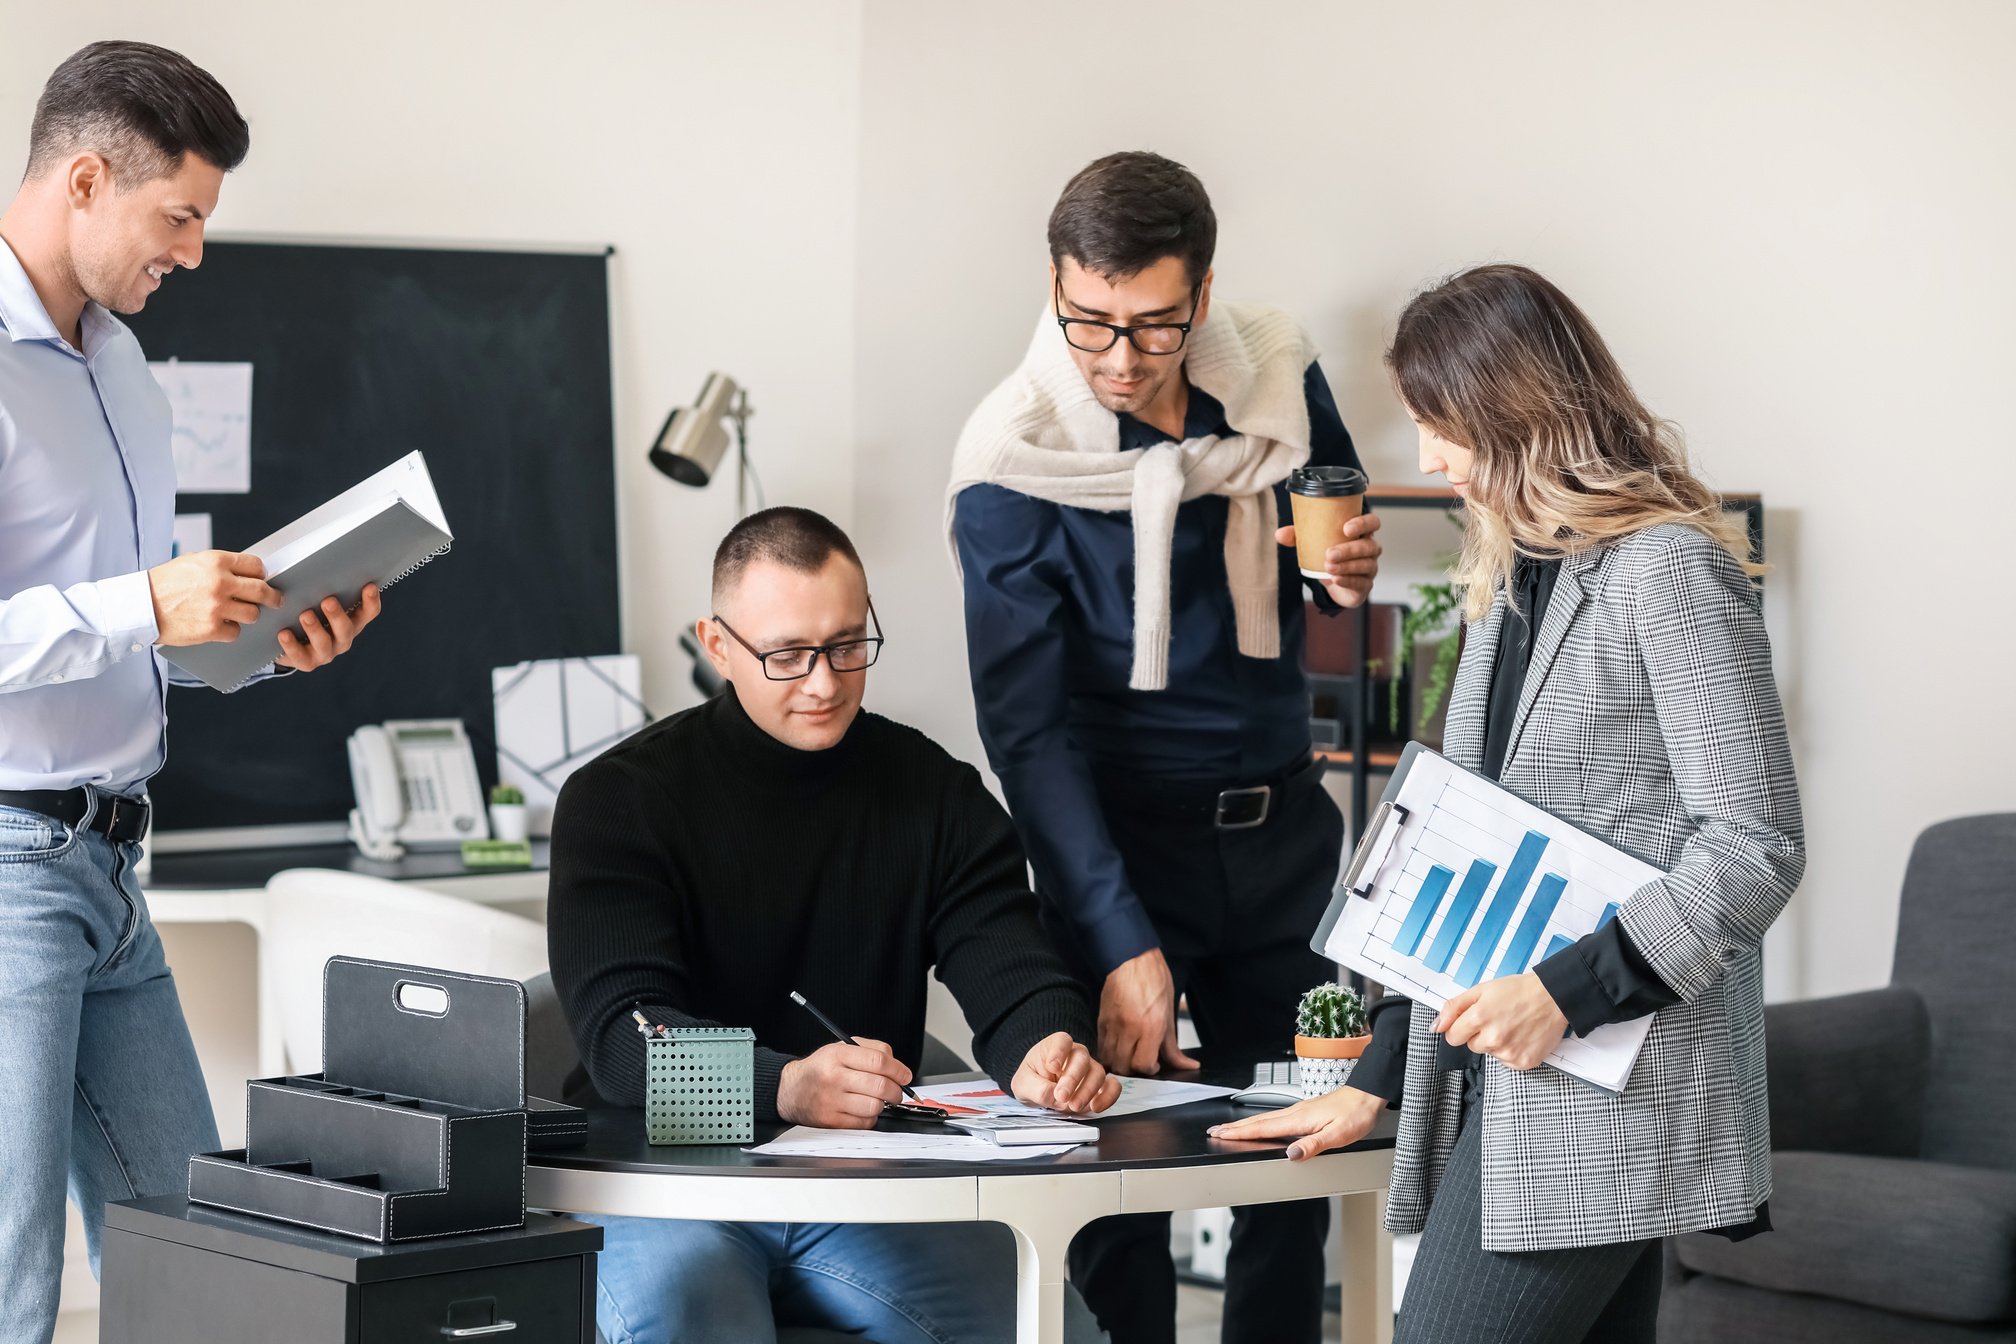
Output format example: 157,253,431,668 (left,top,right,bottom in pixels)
645,1027,756,1145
